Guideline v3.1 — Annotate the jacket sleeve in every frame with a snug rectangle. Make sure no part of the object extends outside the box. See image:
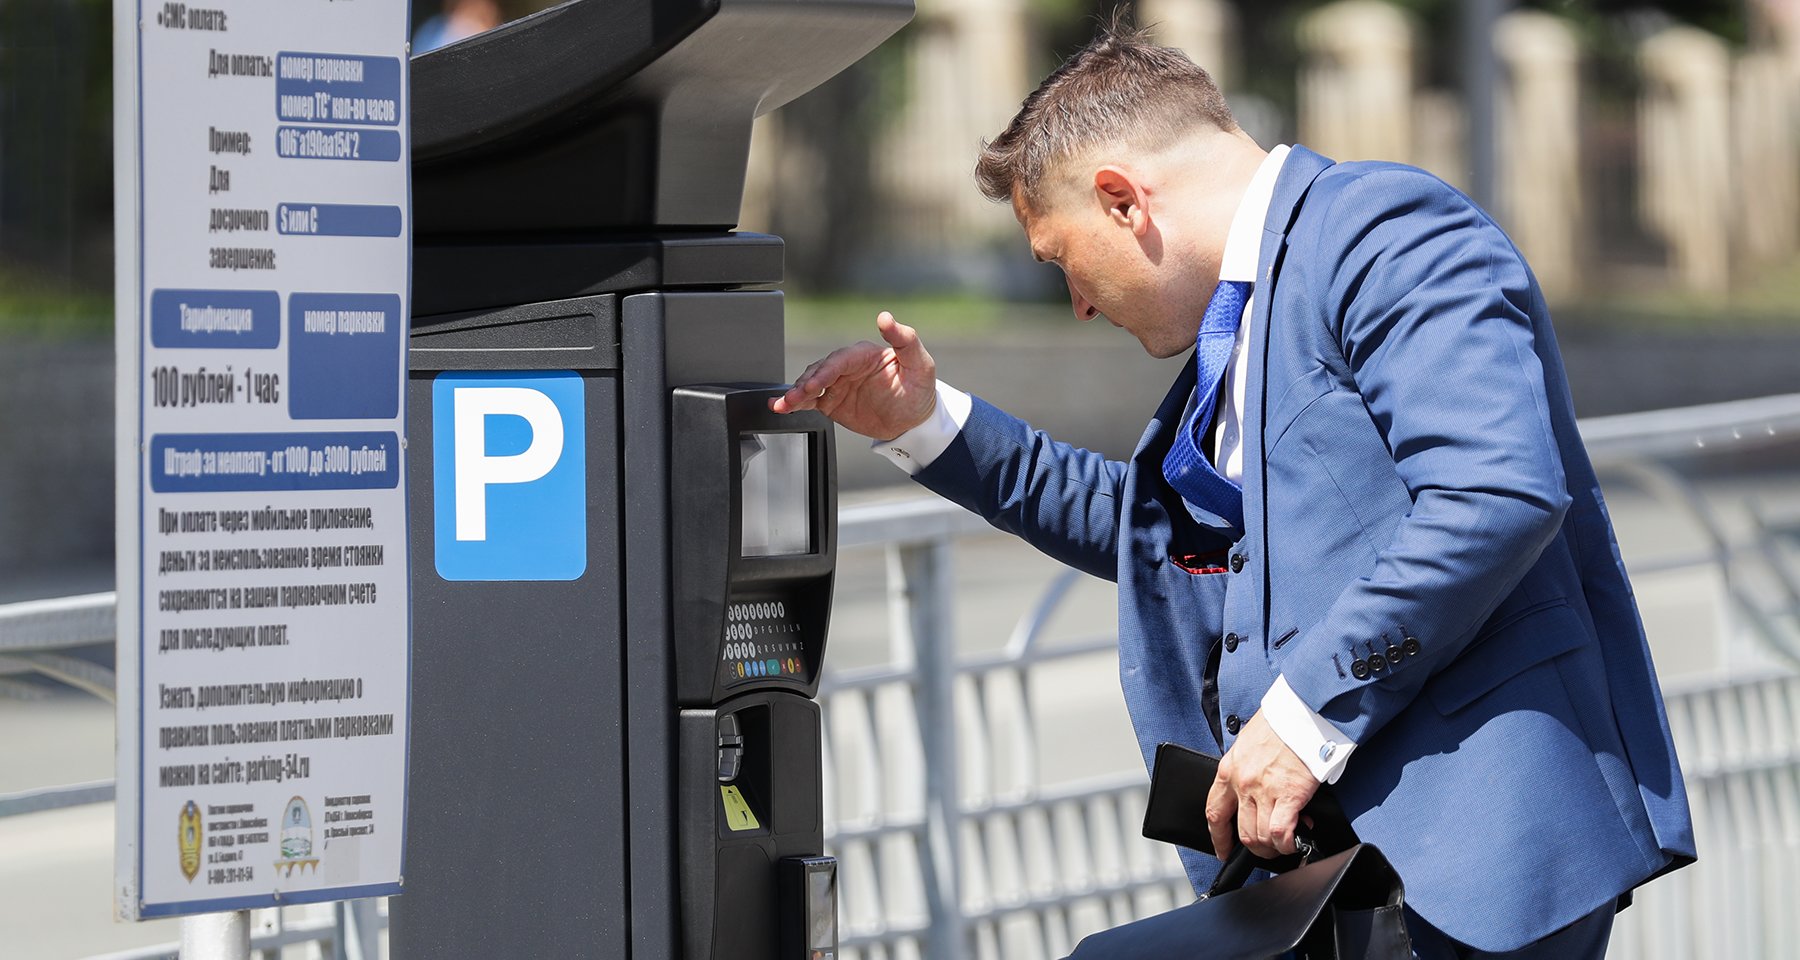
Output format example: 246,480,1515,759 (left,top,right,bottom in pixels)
1278,168,1573,744
911,394,1126,583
